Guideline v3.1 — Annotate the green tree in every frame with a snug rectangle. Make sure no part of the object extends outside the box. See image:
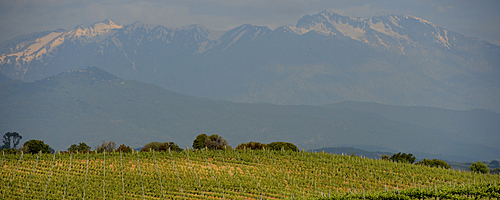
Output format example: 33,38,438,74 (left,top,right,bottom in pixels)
235,141,266,150
416,158,450,169
95,140,117,153
168,142,183,152
2,132,22,149
116,144,133,153
192,134,208,149
267,141,299,152
1,148,17,154
143,141,183,152
67,142,91,153
158,143,169,151
144,141,163,151
389,152,416,164
23,139,51,154
470,161,489,174
381,154,390,160
204,134,228,150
